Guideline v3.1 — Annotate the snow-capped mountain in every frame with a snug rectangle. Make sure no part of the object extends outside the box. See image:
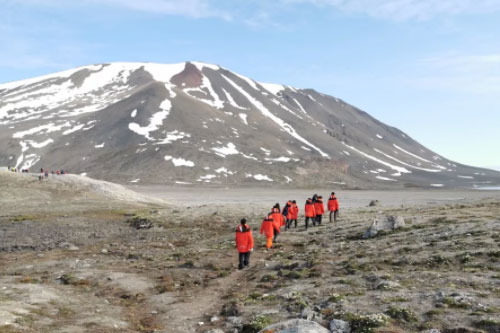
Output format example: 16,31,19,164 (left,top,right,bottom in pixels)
1,61,499,188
